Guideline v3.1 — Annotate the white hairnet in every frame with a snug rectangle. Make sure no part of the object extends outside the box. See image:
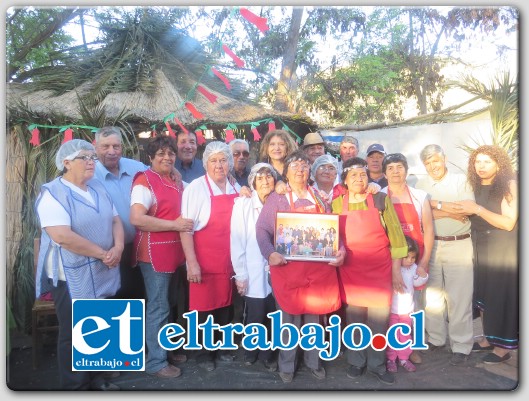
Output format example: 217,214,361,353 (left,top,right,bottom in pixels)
202,141,234,170
247,162,277,191
55,139,95,170
311,154,339,179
